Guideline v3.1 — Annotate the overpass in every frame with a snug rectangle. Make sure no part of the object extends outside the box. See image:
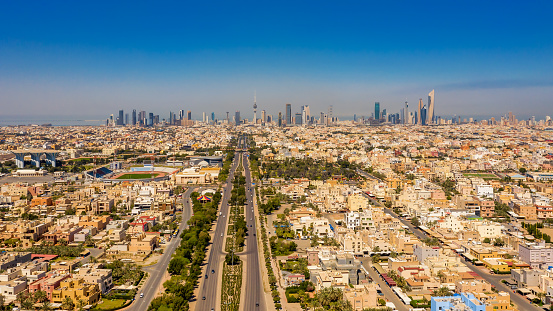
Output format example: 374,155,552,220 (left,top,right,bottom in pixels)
11,149,60,168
